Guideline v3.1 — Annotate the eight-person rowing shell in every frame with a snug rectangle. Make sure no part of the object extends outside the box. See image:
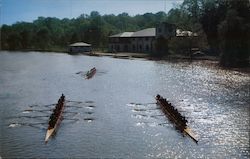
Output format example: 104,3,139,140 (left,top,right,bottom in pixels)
155,94,198,143
45,94,65,142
